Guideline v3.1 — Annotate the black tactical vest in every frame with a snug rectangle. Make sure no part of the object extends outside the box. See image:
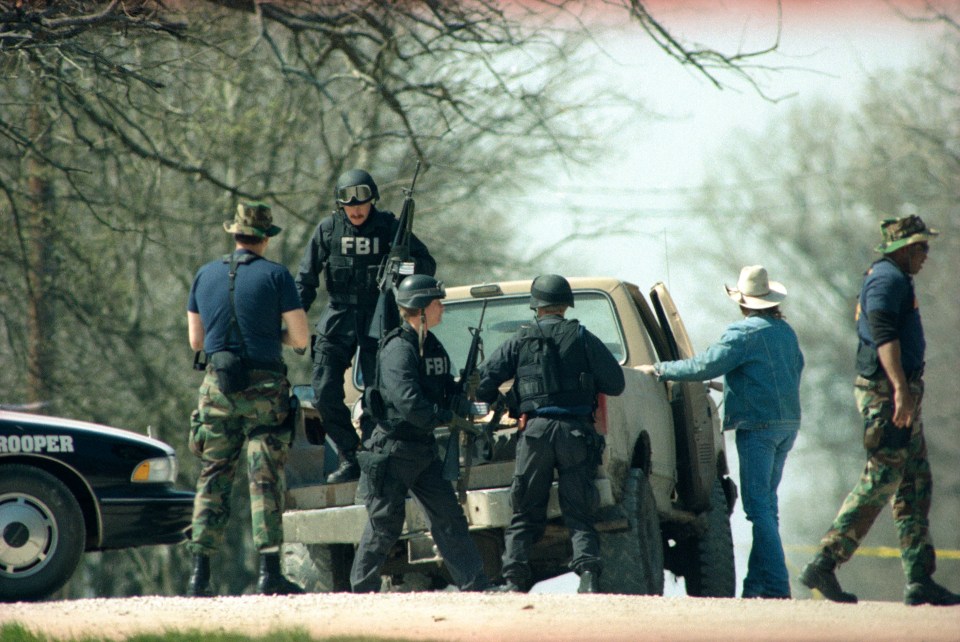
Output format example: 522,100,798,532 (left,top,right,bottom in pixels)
380,326,451,440
513,318,596,413
324,210,394,305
